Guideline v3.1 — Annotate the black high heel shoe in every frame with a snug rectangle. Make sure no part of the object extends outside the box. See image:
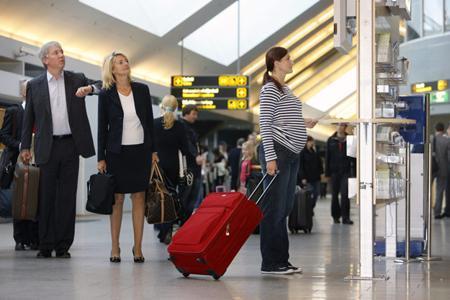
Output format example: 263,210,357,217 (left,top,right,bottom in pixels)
110,248,121,263
132,246,145,263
